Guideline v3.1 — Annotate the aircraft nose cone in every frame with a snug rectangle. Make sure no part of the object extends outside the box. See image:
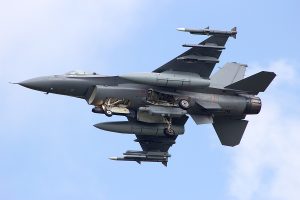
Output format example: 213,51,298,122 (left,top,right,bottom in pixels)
19,77,51,92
